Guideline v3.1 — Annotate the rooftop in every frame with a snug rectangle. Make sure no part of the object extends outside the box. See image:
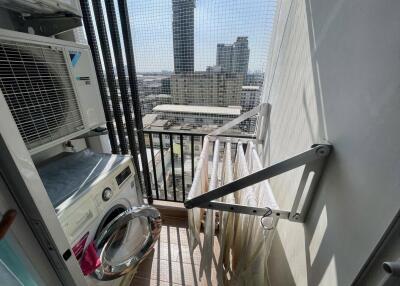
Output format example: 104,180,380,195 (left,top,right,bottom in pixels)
242,85,261,91
146,94,172,98
151,119,171,128
142,114,158,127
153,104,241,115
